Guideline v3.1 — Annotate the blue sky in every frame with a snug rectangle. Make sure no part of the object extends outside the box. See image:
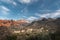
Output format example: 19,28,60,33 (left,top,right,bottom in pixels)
0,0,60,20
